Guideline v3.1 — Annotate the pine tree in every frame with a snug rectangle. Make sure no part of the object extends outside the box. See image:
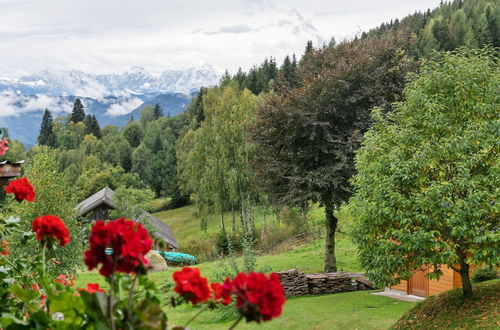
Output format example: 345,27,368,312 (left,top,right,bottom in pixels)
300,40,314,64
448,9,469,48
245,67,259,94
83,114,101,138
70,99,85,123
234,68,247,89
91,115,101,139
38,109,56,147
220,70,231,86
153,103,163,119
